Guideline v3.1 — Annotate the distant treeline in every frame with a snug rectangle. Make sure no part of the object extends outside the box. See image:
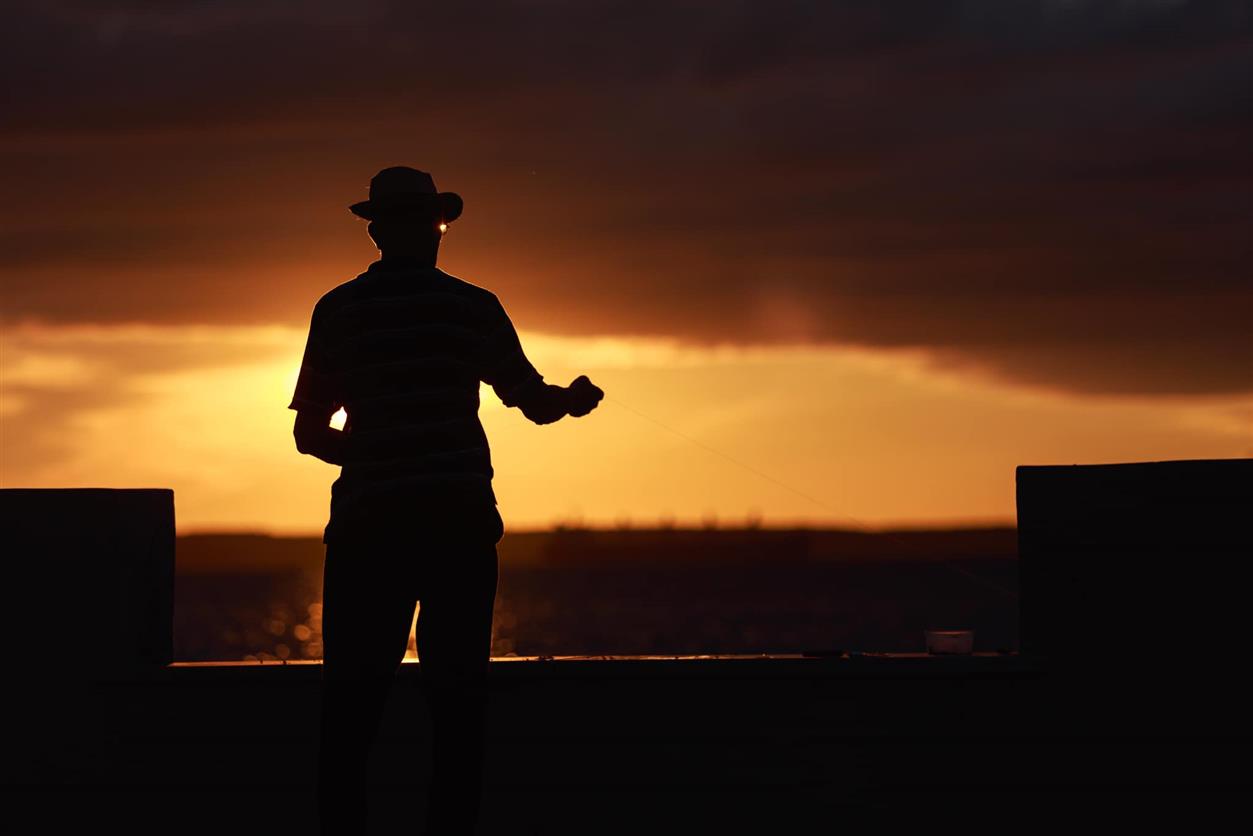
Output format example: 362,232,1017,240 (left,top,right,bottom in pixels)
177,526,1017,573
